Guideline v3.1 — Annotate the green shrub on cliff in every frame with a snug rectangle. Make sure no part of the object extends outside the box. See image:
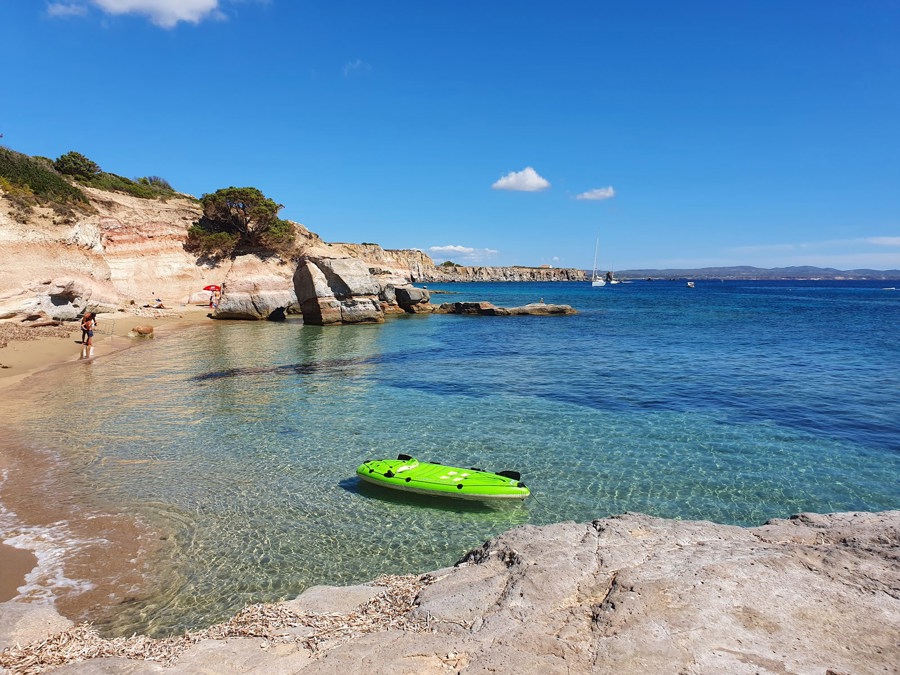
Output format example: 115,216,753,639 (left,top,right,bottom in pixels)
0,147,88,206
53,150,176,200
91,172,157,198
186,226,240,256
53,151,101,179
186,186,296,258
